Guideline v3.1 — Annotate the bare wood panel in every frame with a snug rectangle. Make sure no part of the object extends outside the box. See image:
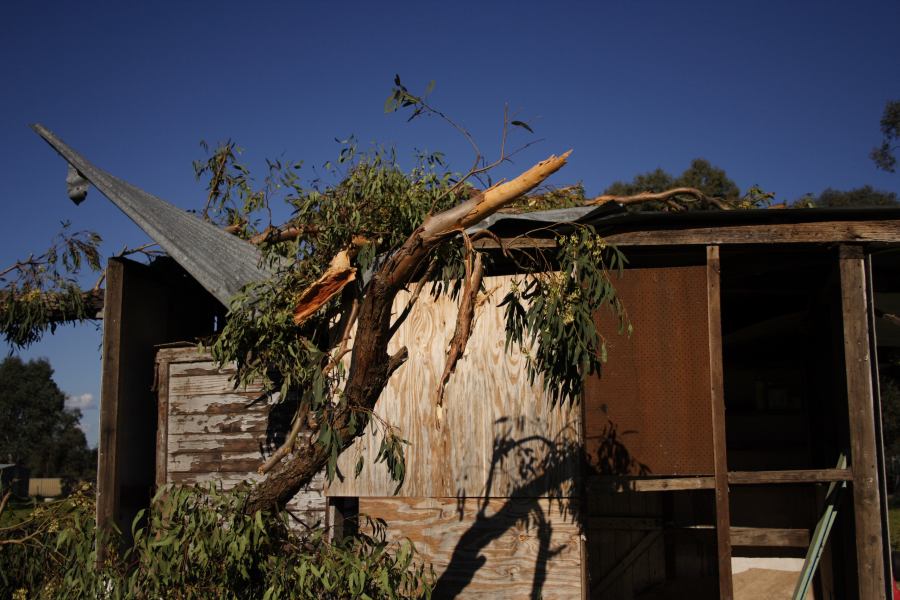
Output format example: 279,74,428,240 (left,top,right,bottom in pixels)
168,412,270,435
330,275,581,498
583,265,714,476
730,527,809,548
168,372,263,396
707,246,733,600
727,469,852,485
589,476,716,492
476,220,900,251
155,358,169,488
360,497,582,599
168,393,271,415
839,245,887,599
